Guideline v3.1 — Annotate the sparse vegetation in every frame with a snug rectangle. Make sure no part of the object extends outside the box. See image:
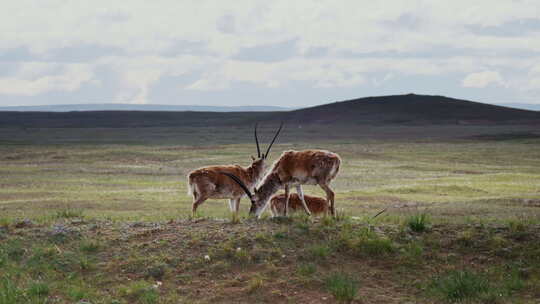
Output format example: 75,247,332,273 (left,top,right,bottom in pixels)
118,281,158,304
0,125,539,303
406,213,430,232
429,270,491,302
325,272,359,303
